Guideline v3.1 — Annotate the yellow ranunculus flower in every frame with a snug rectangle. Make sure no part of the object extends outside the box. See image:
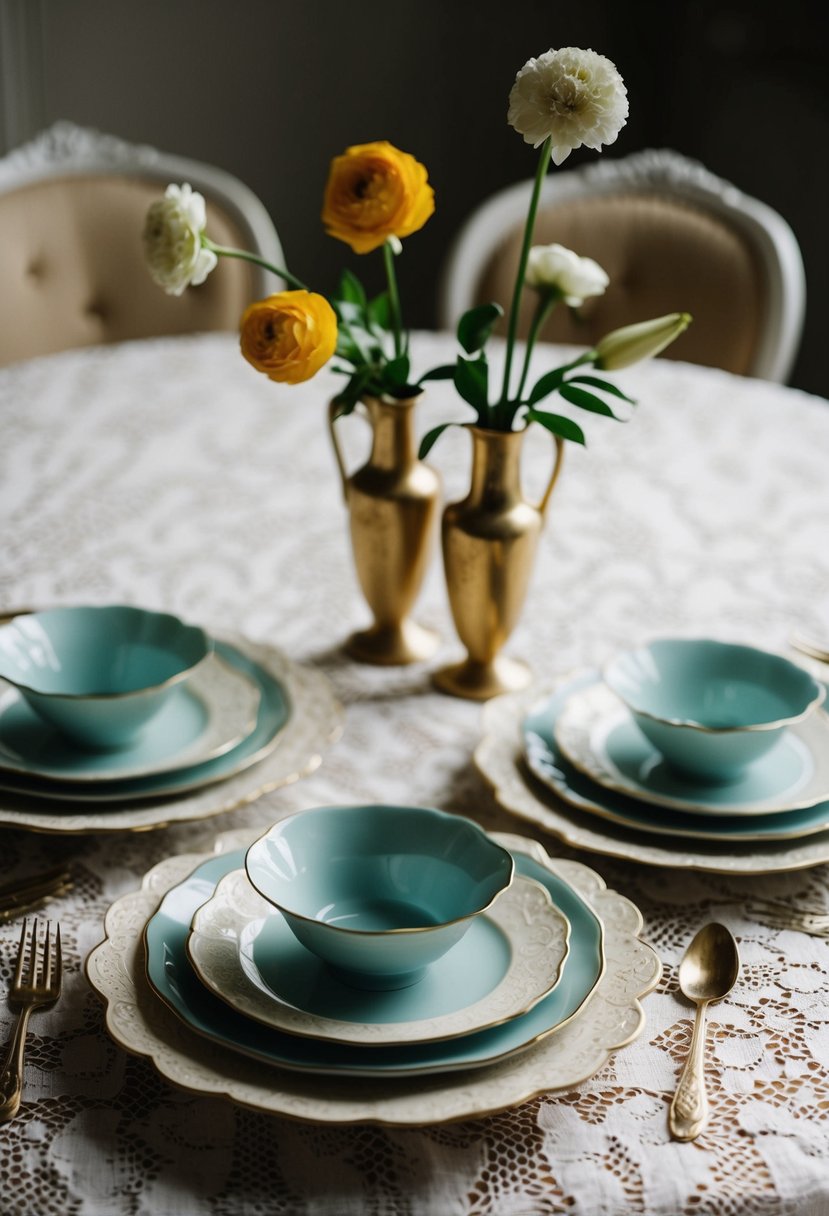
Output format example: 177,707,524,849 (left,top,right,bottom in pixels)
322,141,435,254
240,291,338,385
